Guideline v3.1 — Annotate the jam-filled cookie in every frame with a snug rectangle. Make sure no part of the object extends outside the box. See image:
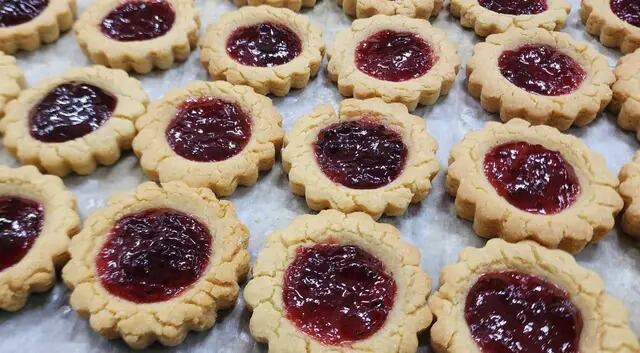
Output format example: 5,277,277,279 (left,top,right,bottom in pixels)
233,0,316,12
74,0,199,74
581,0,640,54
0,52,25,118
0,66,149,177
429,239,640,353
447,118,622,254
132,80,284,196
62,182,249,348
468,29,614,130
0,165,79,311
328,15,459,111
199,6,325,96
336,0,442,19
244,210,432,353
618,152,640,238
282,98,439,219
611,49,640,139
